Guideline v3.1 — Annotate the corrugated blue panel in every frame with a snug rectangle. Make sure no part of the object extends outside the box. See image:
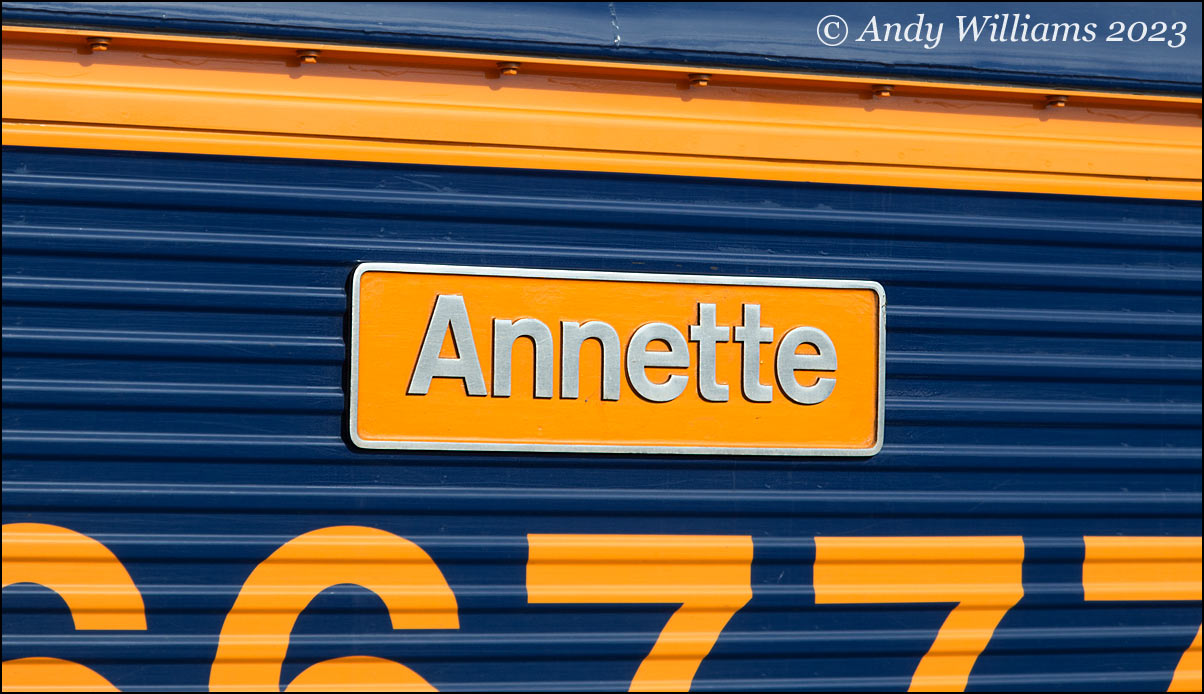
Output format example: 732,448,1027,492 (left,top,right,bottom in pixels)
2,2,1200,95
2,146,1201,691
